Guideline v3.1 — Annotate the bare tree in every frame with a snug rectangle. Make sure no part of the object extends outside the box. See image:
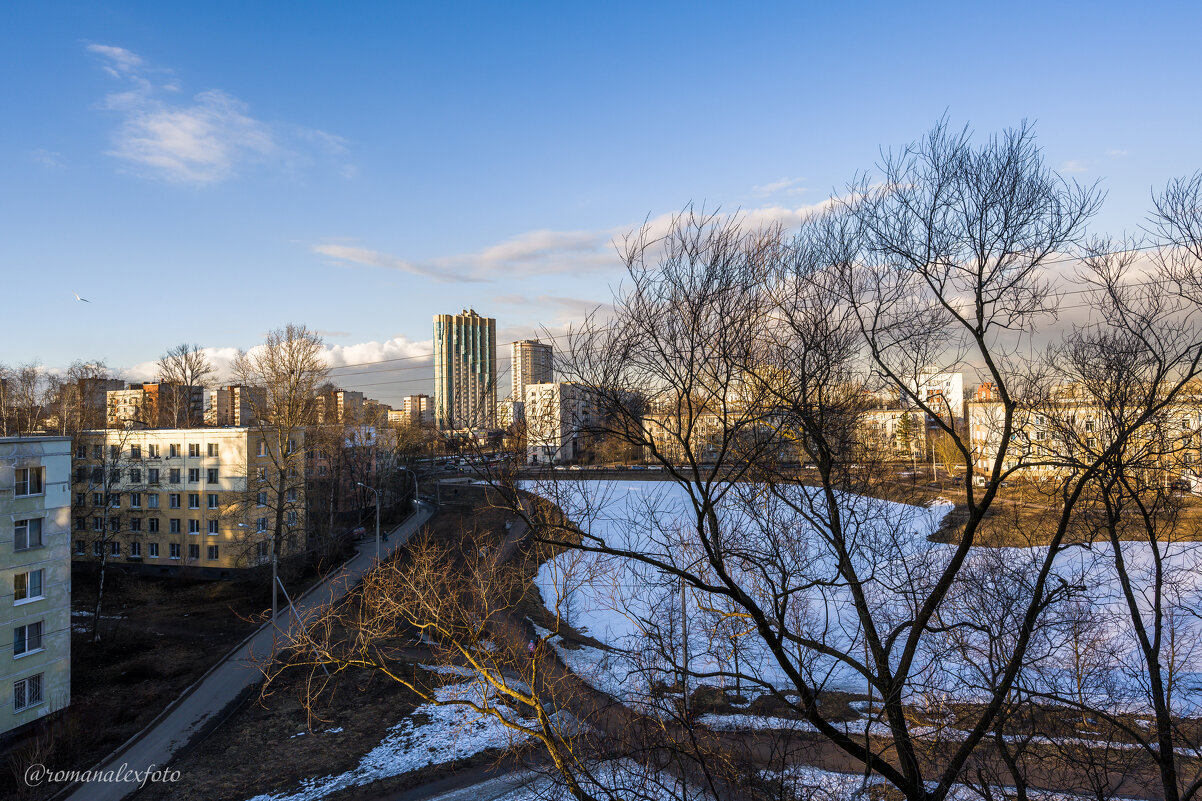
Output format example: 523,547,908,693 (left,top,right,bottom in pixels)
156,343,214,427
230,324,327,619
